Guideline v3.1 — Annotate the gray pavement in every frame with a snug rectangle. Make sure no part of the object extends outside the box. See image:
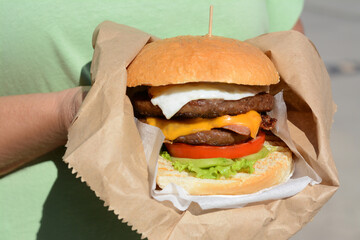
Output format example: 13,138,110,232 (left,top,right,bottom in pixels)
292,1,360,239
